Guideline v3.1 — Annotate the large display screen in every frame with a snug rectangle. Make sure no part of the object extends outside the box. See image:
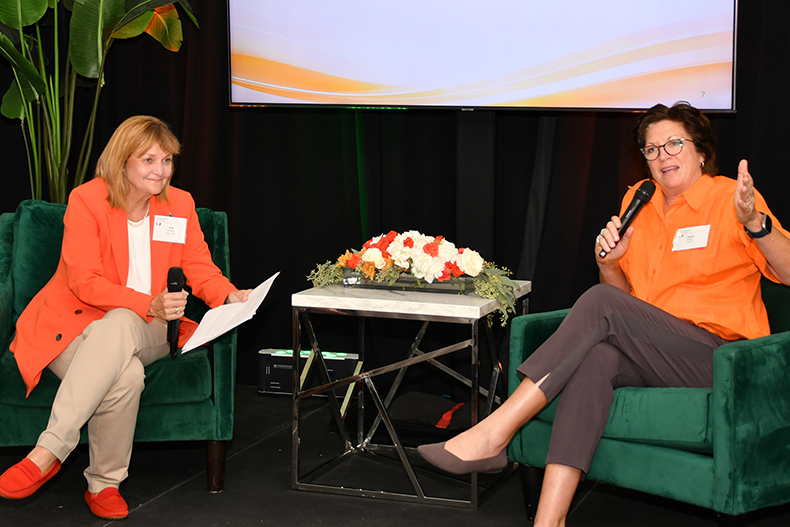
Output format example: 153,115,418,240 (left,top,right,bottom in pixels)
227,1,737,111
